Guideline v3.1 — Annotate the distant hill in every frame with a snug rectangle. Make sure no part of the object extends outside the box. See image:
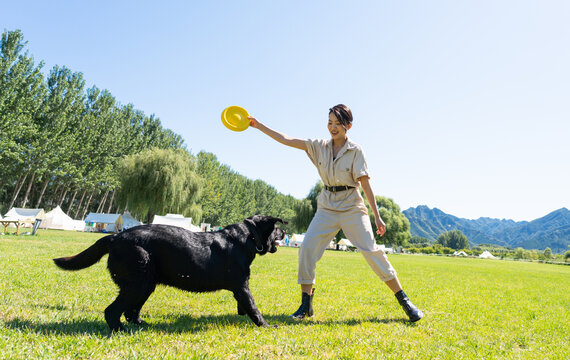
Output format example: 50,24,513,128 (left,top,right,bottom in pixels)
403,206,570,253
